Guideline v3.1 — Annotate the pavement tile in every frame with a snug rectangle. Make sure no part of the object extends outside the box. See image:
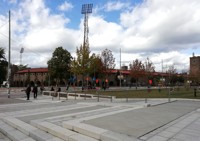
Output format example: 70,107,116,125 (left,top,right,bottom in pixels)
187,124,200,131
173,133,200,141
100,131,138,141
181,128,200,137
158,130,175,138
165,126,181,133
147,135,168,141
